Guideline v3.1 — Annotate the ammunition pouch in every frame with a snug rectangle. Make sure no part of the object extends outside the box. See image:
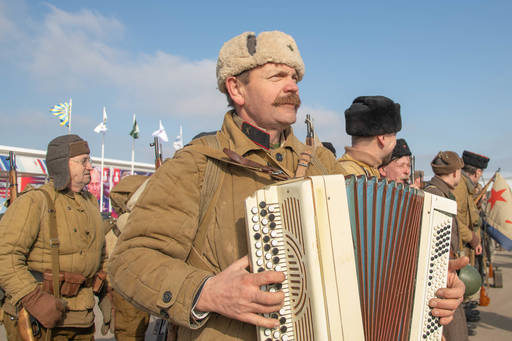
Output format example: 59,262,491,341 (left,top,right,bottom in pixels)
92,271,107,295
41,271,64,296
39,271,90,297
61,272,87,297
